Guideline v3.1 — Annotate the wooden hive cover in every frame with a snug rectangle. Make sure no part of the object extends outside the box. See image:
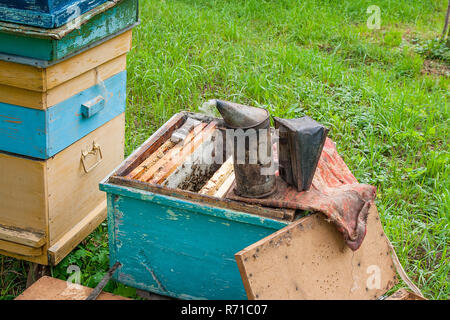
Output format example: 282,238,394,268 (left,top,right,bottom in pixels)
235,205,398,300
